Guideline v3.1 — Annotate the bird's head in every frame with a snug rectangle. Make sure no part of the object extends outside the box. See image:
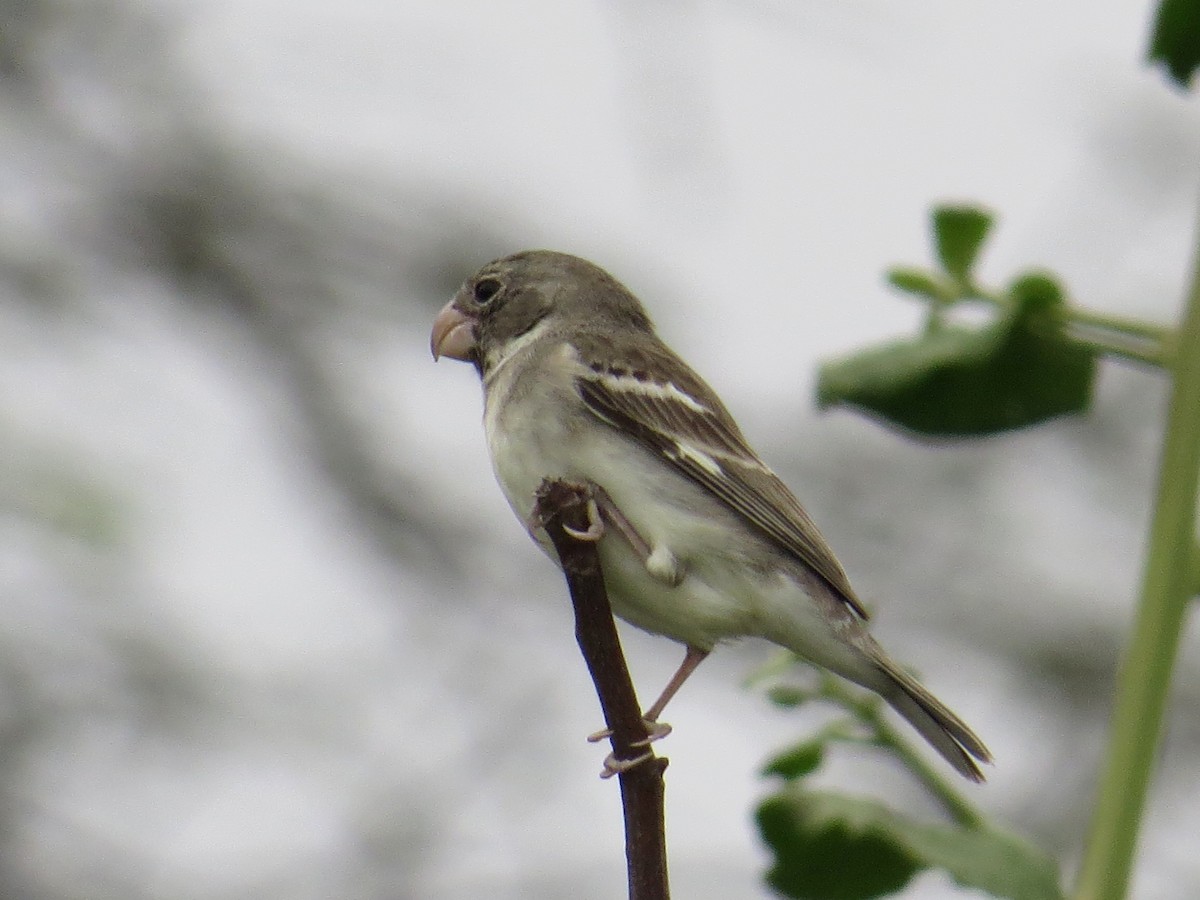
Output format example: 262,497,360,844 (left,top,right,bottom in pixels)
430,250,652,376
